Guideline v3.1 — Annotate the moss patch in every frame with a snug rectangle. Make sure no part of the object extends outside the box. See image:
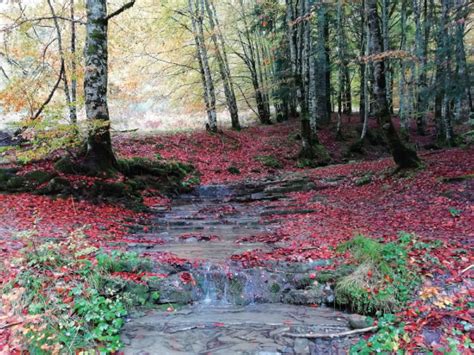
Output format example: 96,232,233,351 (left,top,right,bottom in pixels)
255,155,283,169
